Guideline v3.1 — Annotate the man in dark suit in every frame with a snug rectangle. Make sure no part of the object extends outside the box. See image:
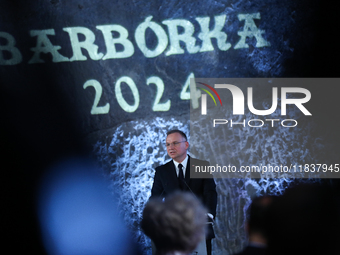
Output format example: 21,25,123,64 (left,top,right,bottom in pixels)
151,130,217,255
